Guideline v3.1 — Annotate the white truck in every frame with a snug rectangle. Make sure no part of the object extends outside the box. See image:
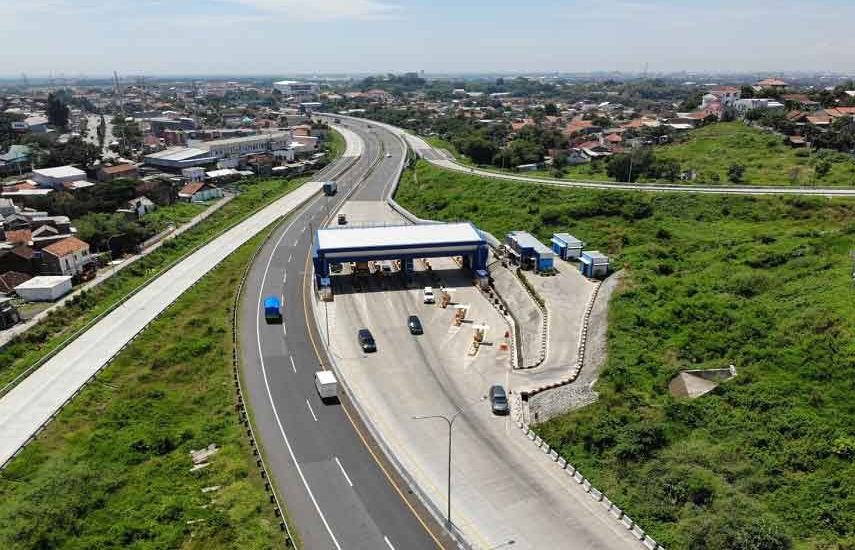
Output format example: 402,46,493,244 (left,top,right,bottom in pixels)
314,370,338,403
